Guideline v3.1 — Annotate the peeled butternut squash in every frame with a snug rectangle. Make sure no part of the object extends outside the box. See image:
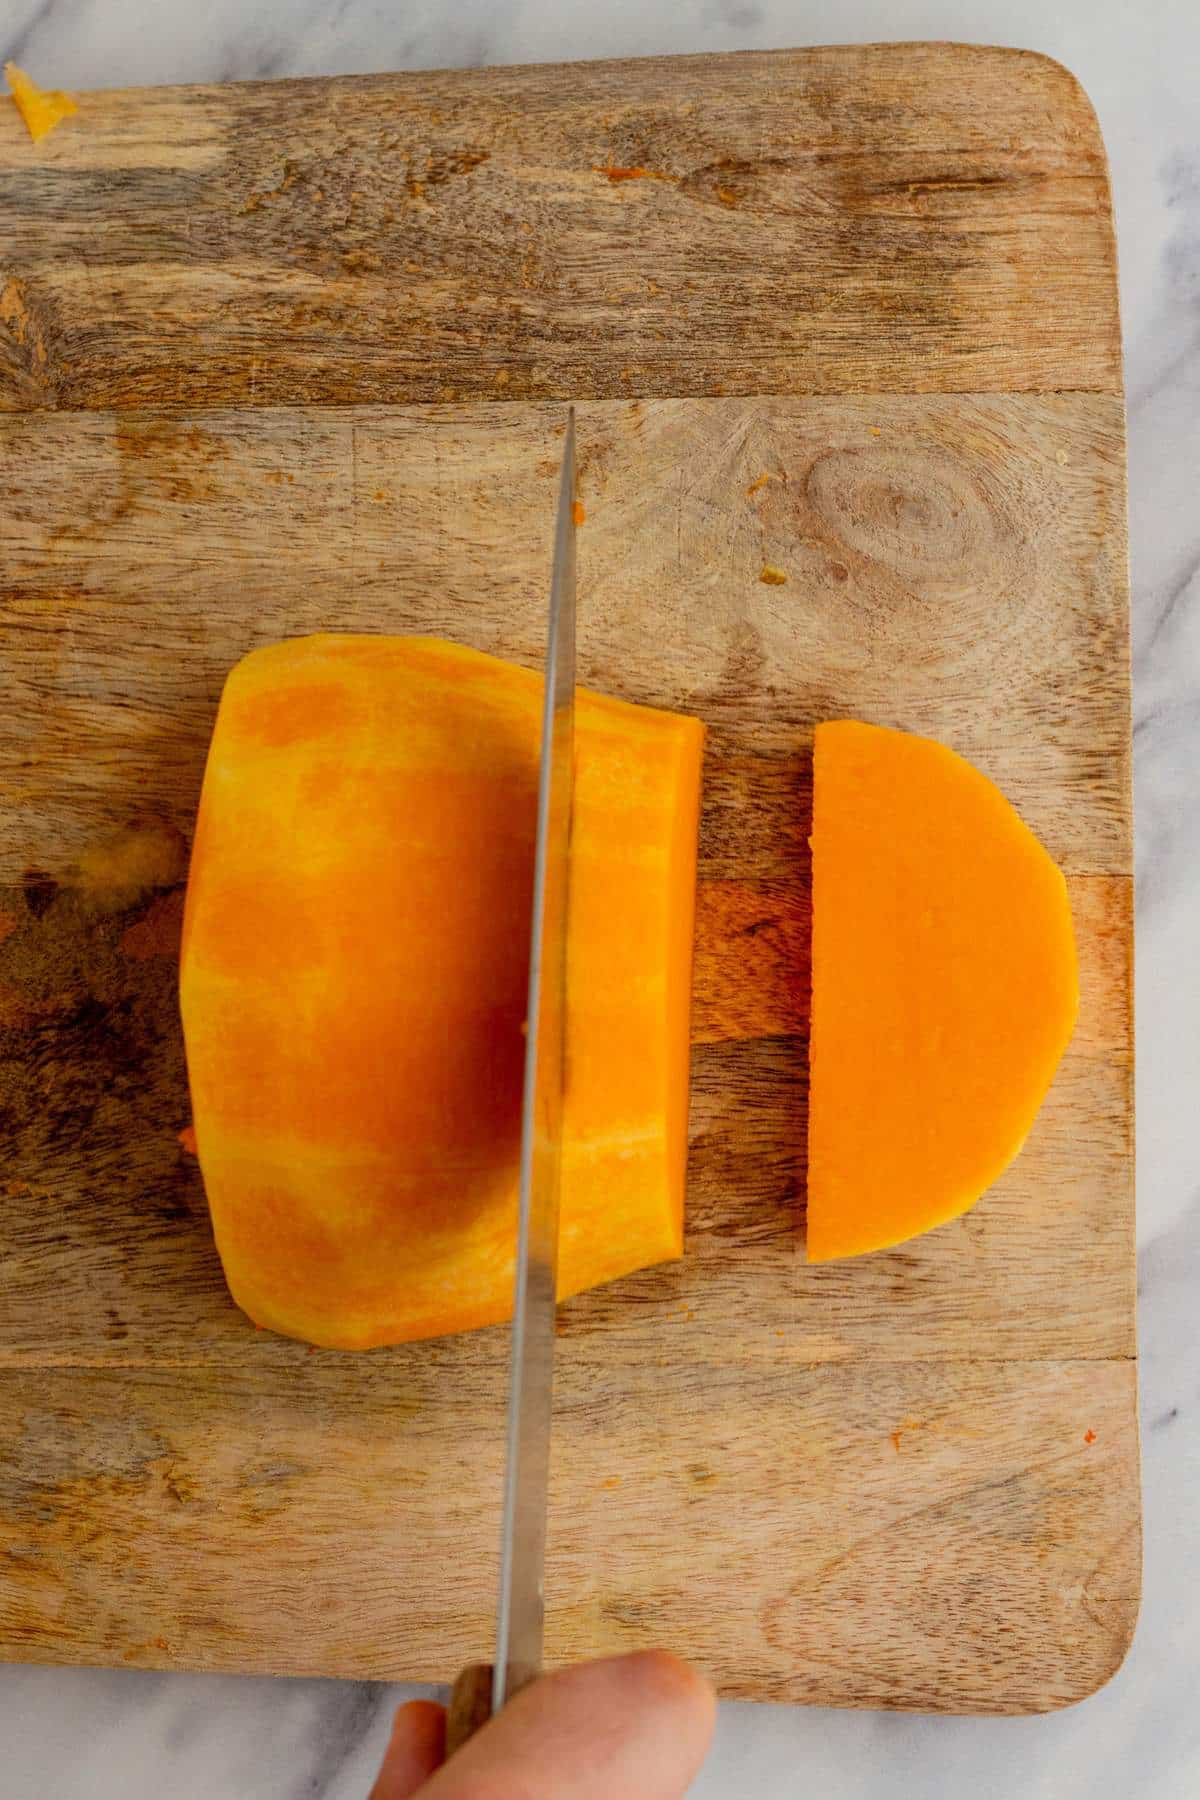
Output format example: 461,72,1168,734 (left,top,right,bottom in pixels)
807,721,1078,1261
180,635,704,1348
